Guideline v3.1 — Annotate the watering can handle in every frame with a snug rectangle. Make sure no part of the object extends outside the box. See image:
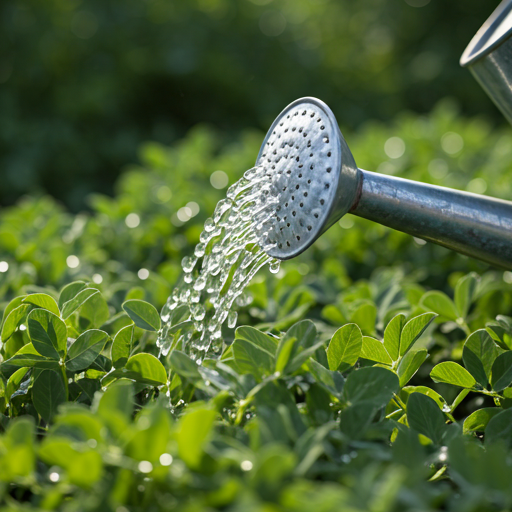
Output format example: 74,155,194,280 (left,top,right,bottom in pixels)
350,169,512,270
